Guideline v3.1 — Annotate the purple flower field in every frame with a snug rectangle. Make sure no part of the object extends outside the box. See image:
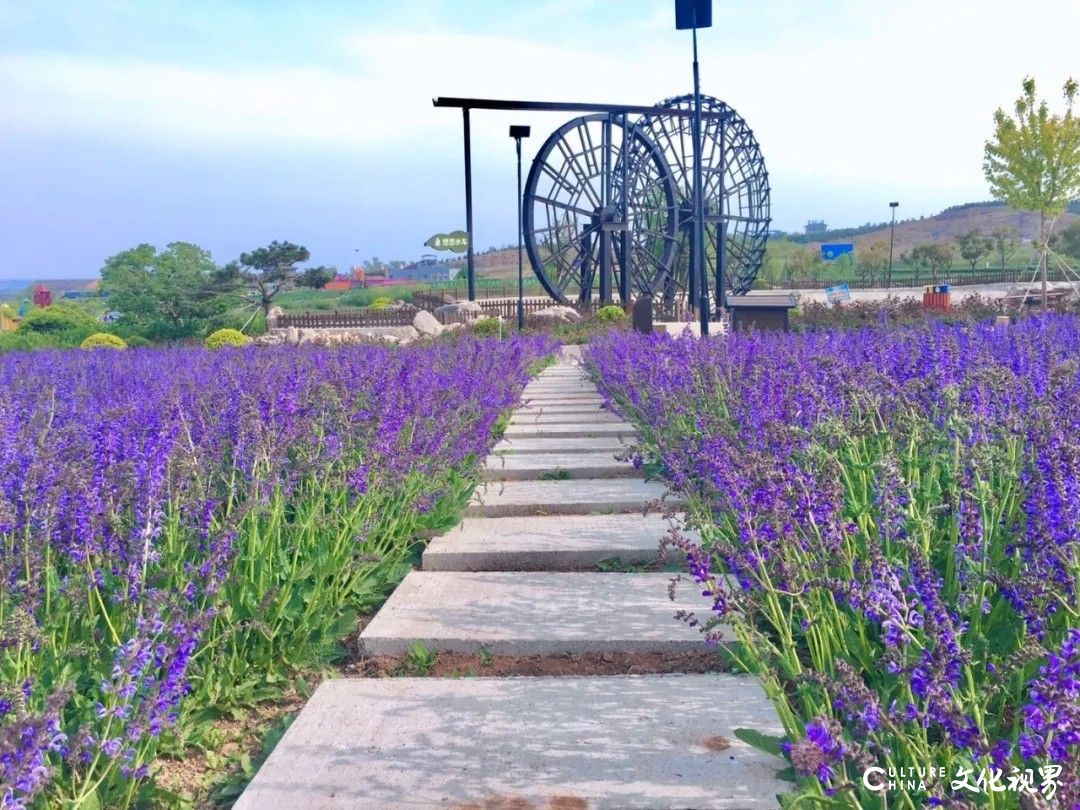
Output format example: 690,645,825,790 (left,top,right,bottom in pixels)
588,317,1080,808
0,336,553,808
